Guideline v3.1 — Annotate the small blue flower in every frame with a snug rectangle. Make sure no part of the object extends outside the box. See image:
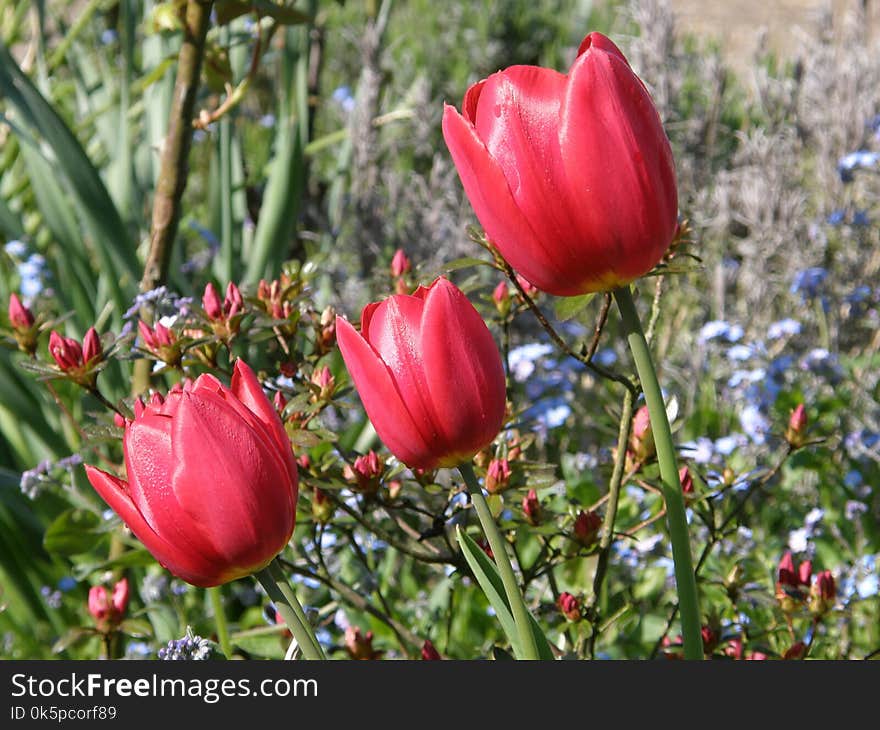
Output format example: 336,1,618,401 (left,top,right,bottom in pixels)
826,209,846,225
259,113,276,129
767,318,801,339
332,86,355,114
837,150,879,183
844,470,863,489
680,438,714,464
508,343,552,382
698,320,731,343
594,348,617,367
846,285,872,305
791,267,827,298
714,434,745,455
739,404,770,444
57,576,77,592
100,29,118,45
726,344,754,362
4,240,27,258
852,210,870,227
727,368,765,388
